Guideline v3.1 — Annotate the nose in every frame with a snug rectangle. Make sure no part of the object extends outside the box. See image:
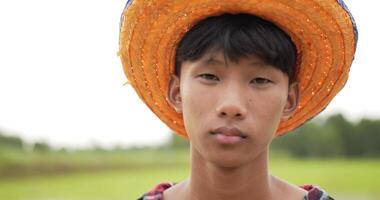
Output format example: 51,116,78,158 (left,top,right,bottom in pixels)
216,91,247,120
